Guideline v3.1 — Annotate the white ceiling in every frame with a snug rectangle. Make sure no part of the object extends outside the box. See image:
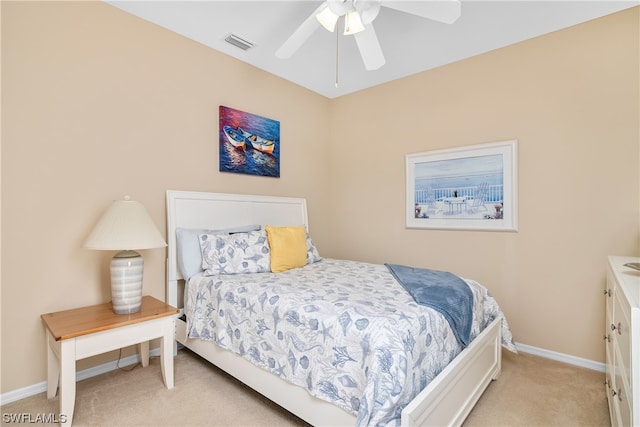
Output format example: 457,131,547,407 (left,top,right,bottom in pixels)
105,1,638,99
